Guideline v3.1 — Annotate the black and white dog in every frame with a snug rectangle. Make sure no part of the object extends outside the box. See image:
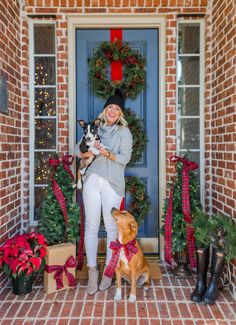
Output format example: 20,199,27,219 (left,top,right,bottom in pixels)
75,118,107,189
